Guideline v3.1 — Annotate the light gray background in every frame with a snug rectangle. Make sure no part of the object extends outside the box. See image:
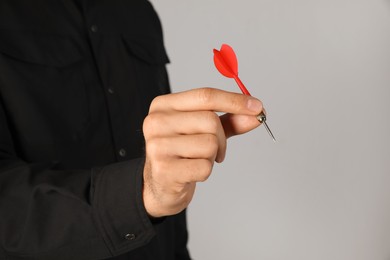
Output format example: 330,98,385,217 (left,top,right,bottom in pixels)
149,0,390,259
